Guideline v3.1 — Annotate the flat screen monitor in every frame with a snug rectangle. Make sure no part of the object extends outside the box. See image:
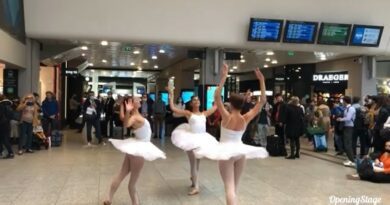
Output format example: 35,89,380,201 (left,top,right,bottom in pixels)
158,92,169,106
349,25,384,47
181,90,194,104
206,86,224,110
248,18,283,42
317,23,351,45
148,93,156,102
283,20,318,44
